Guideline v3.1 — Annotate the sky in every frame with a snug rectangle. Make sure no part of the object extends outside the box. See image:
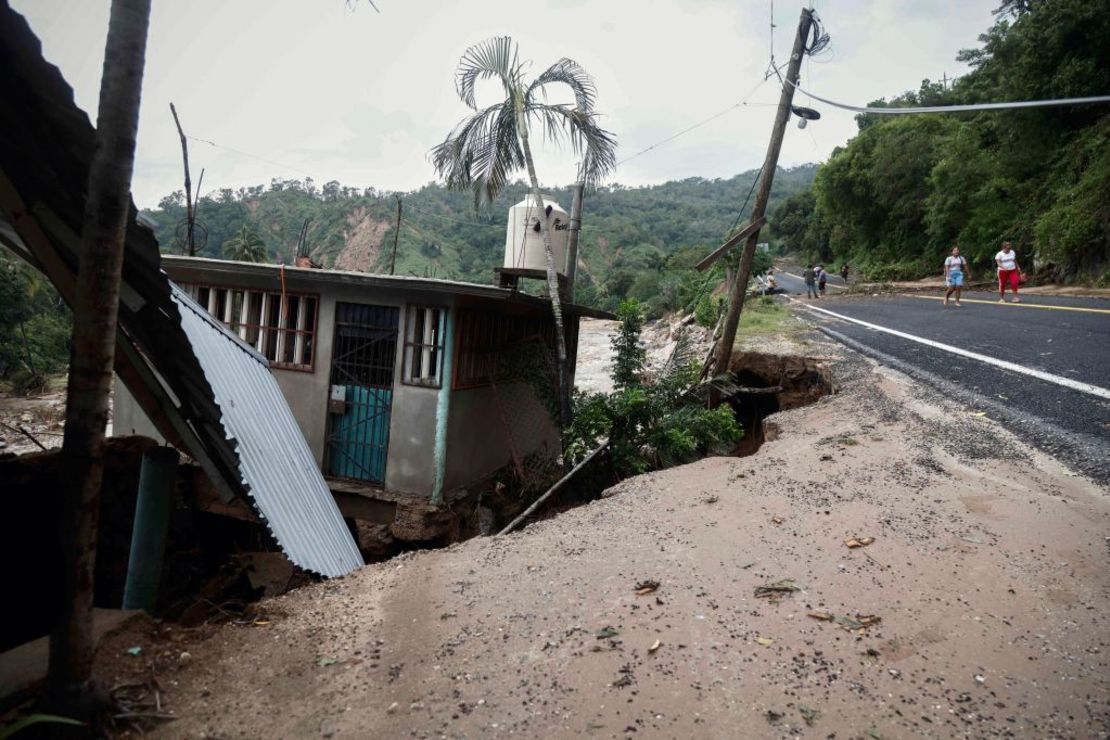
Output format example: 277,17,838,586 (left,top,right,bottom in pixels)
13,0,1000,209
